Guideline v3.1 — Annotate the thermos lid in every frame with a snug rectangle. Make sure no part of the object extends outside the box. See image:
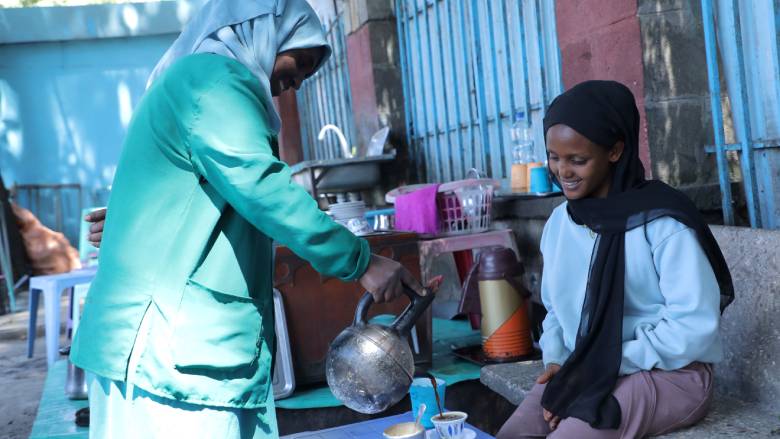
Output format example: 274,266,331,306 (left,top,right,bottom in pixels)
476,246,523,280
